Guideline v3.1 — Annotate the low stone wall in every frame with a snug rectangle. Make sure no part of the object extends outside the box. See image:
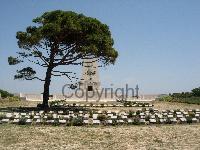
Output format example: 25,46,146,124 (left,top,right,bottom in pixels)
19,93,156,102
